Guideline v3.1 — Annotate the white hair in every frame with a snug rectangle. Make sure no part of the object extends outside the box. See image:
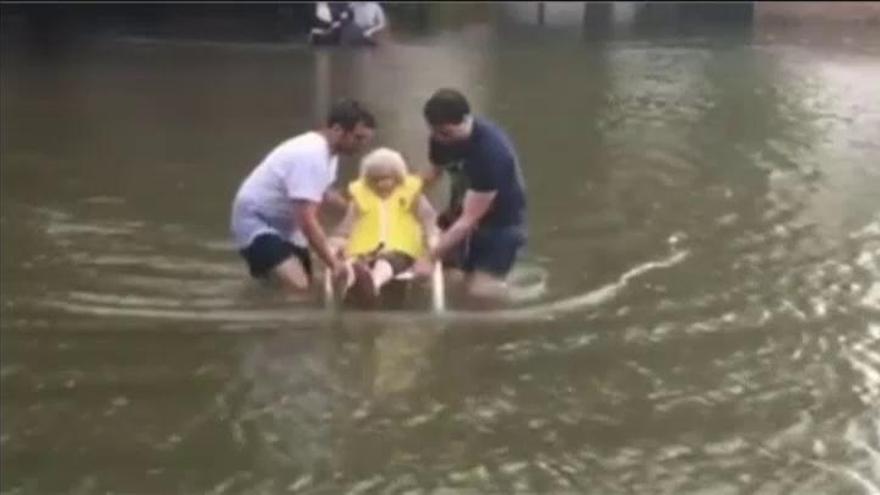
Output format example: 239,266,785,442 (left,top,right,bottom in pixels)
359,147,408,179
